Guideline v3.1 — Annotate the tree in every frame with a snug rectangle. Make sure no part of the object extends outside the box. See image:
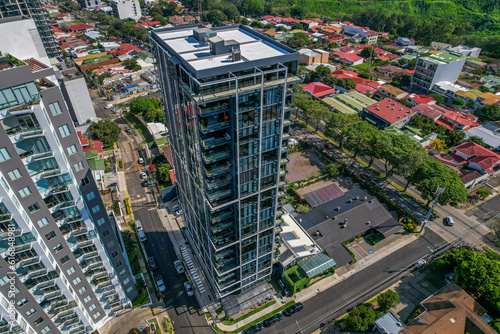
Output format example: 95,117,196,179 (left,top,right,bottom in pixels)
240,0,263,16
412,159,467,207
467,135,487,147
337,78,357,90
428,93,444,104
292,22,303,30
276,25,288,32
377,290,400,312
241,18,249,25
476,104,500,122
324,163,343,178
359,72,371,79
156,164,171,187
152,14,166,25
453,97,466,107
311,102,330,131
207,9,227,26
290,5,305,19
130,96,154,116
123,58,141,71
222,4,240,21
325,113,360,148
345,305,377,332
250,20,265,29
476,189,492,199
89,120,121,147
359,46,373,58
367,131,391,167
394,148,429,191
445,129,466,147
430,138,446,151
295,204,310,213
344,121,377,158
